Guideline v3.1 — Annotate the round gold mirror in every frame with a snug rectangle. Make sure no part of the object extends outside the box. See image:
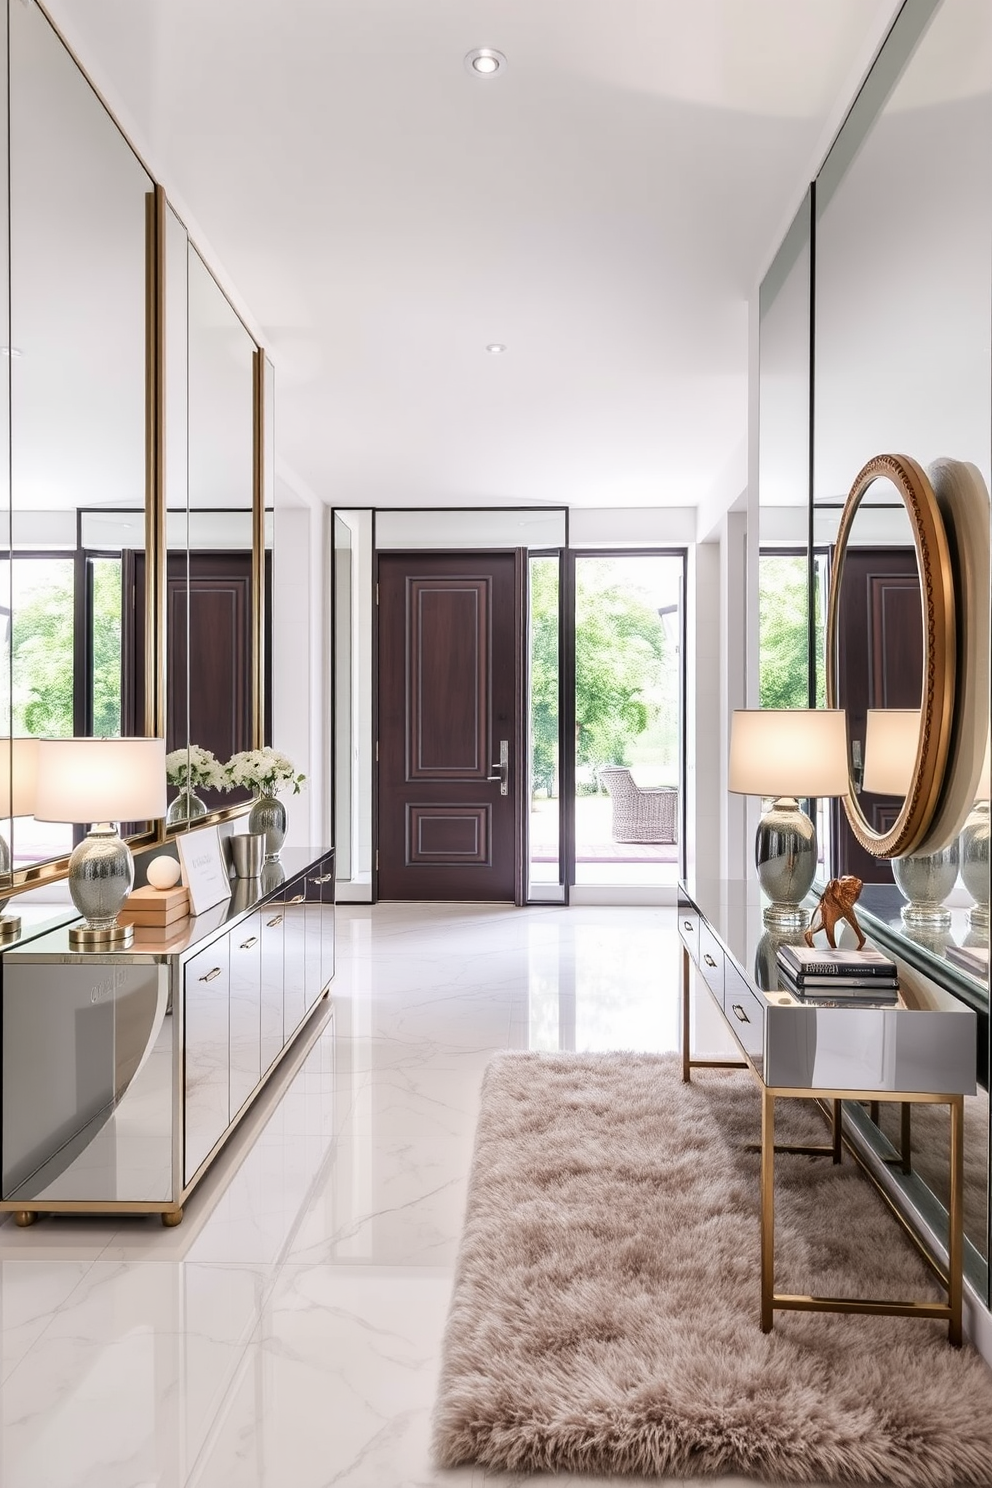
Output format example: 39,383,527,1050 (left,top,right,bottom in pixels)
826,453,956,857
